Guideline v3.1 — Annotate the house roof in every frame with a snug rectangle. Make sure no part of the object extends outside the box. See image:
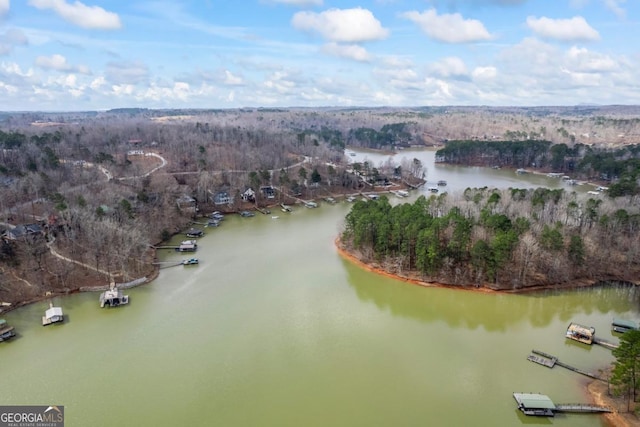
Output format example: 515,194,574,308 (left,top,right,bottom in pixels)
5,224,43,239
